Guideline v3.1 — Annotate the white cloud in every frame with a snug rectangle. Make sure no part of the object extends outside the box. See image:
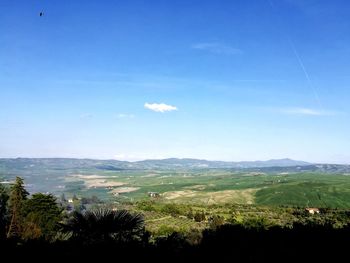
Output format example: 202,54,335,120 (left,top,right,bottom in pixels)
117,113,135,119
280,107,336,116
192,42,242,55
144,103,178,113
